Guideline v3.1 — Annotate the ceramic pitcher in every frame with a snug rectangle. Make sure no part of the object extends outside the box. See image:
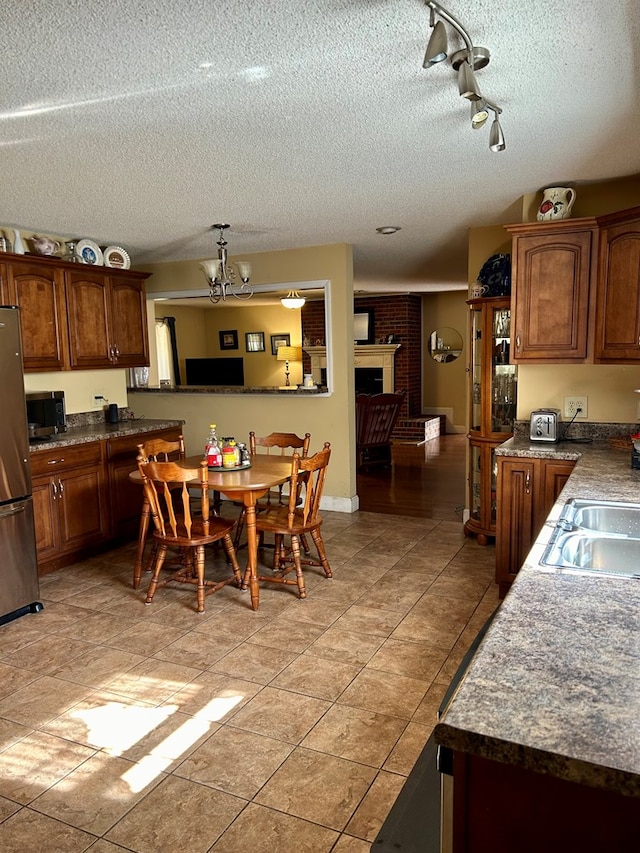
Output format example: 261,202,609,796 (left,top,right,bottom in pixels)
537,186,576,221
